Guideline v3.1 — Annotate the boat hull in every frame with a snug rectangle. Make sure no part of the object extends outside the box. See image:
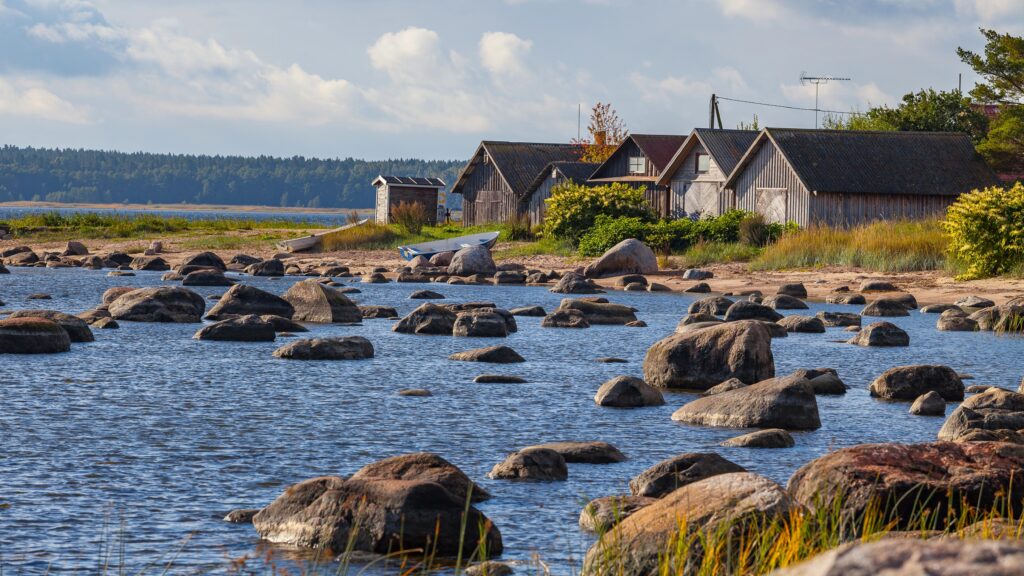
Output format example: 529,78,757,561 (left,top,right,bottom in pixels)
398,232,499,261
